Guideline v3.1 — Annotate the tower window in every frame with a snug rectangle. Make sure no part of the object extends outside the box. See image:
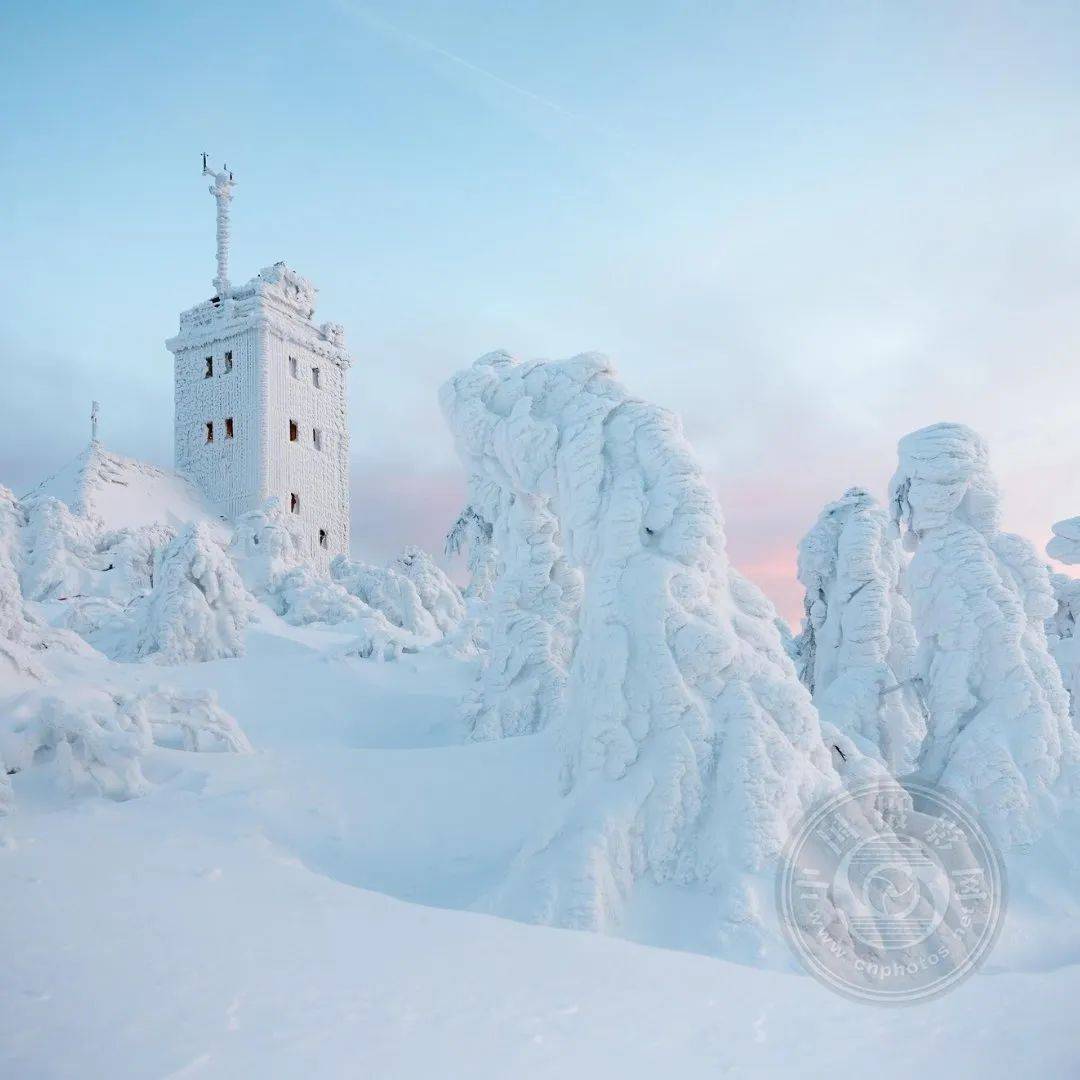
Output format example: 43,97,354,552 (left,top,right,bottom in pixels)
289,356,298,379
223,351,233,374
319,529,328,549
289,419,299,442
290,492,300,514
312,366,321,388
205,421,214,443
204,356,213,378
225,417,234,439
312,427,322,451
